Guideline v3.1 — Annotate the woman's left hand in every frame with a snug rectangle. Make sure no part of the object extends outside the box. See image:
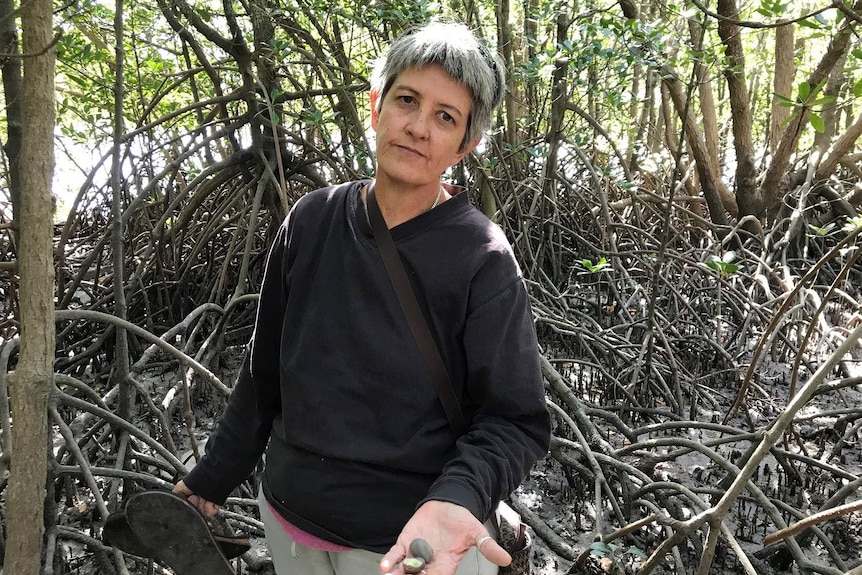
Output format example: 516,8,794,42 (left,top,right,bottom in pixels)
379,500,511,575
